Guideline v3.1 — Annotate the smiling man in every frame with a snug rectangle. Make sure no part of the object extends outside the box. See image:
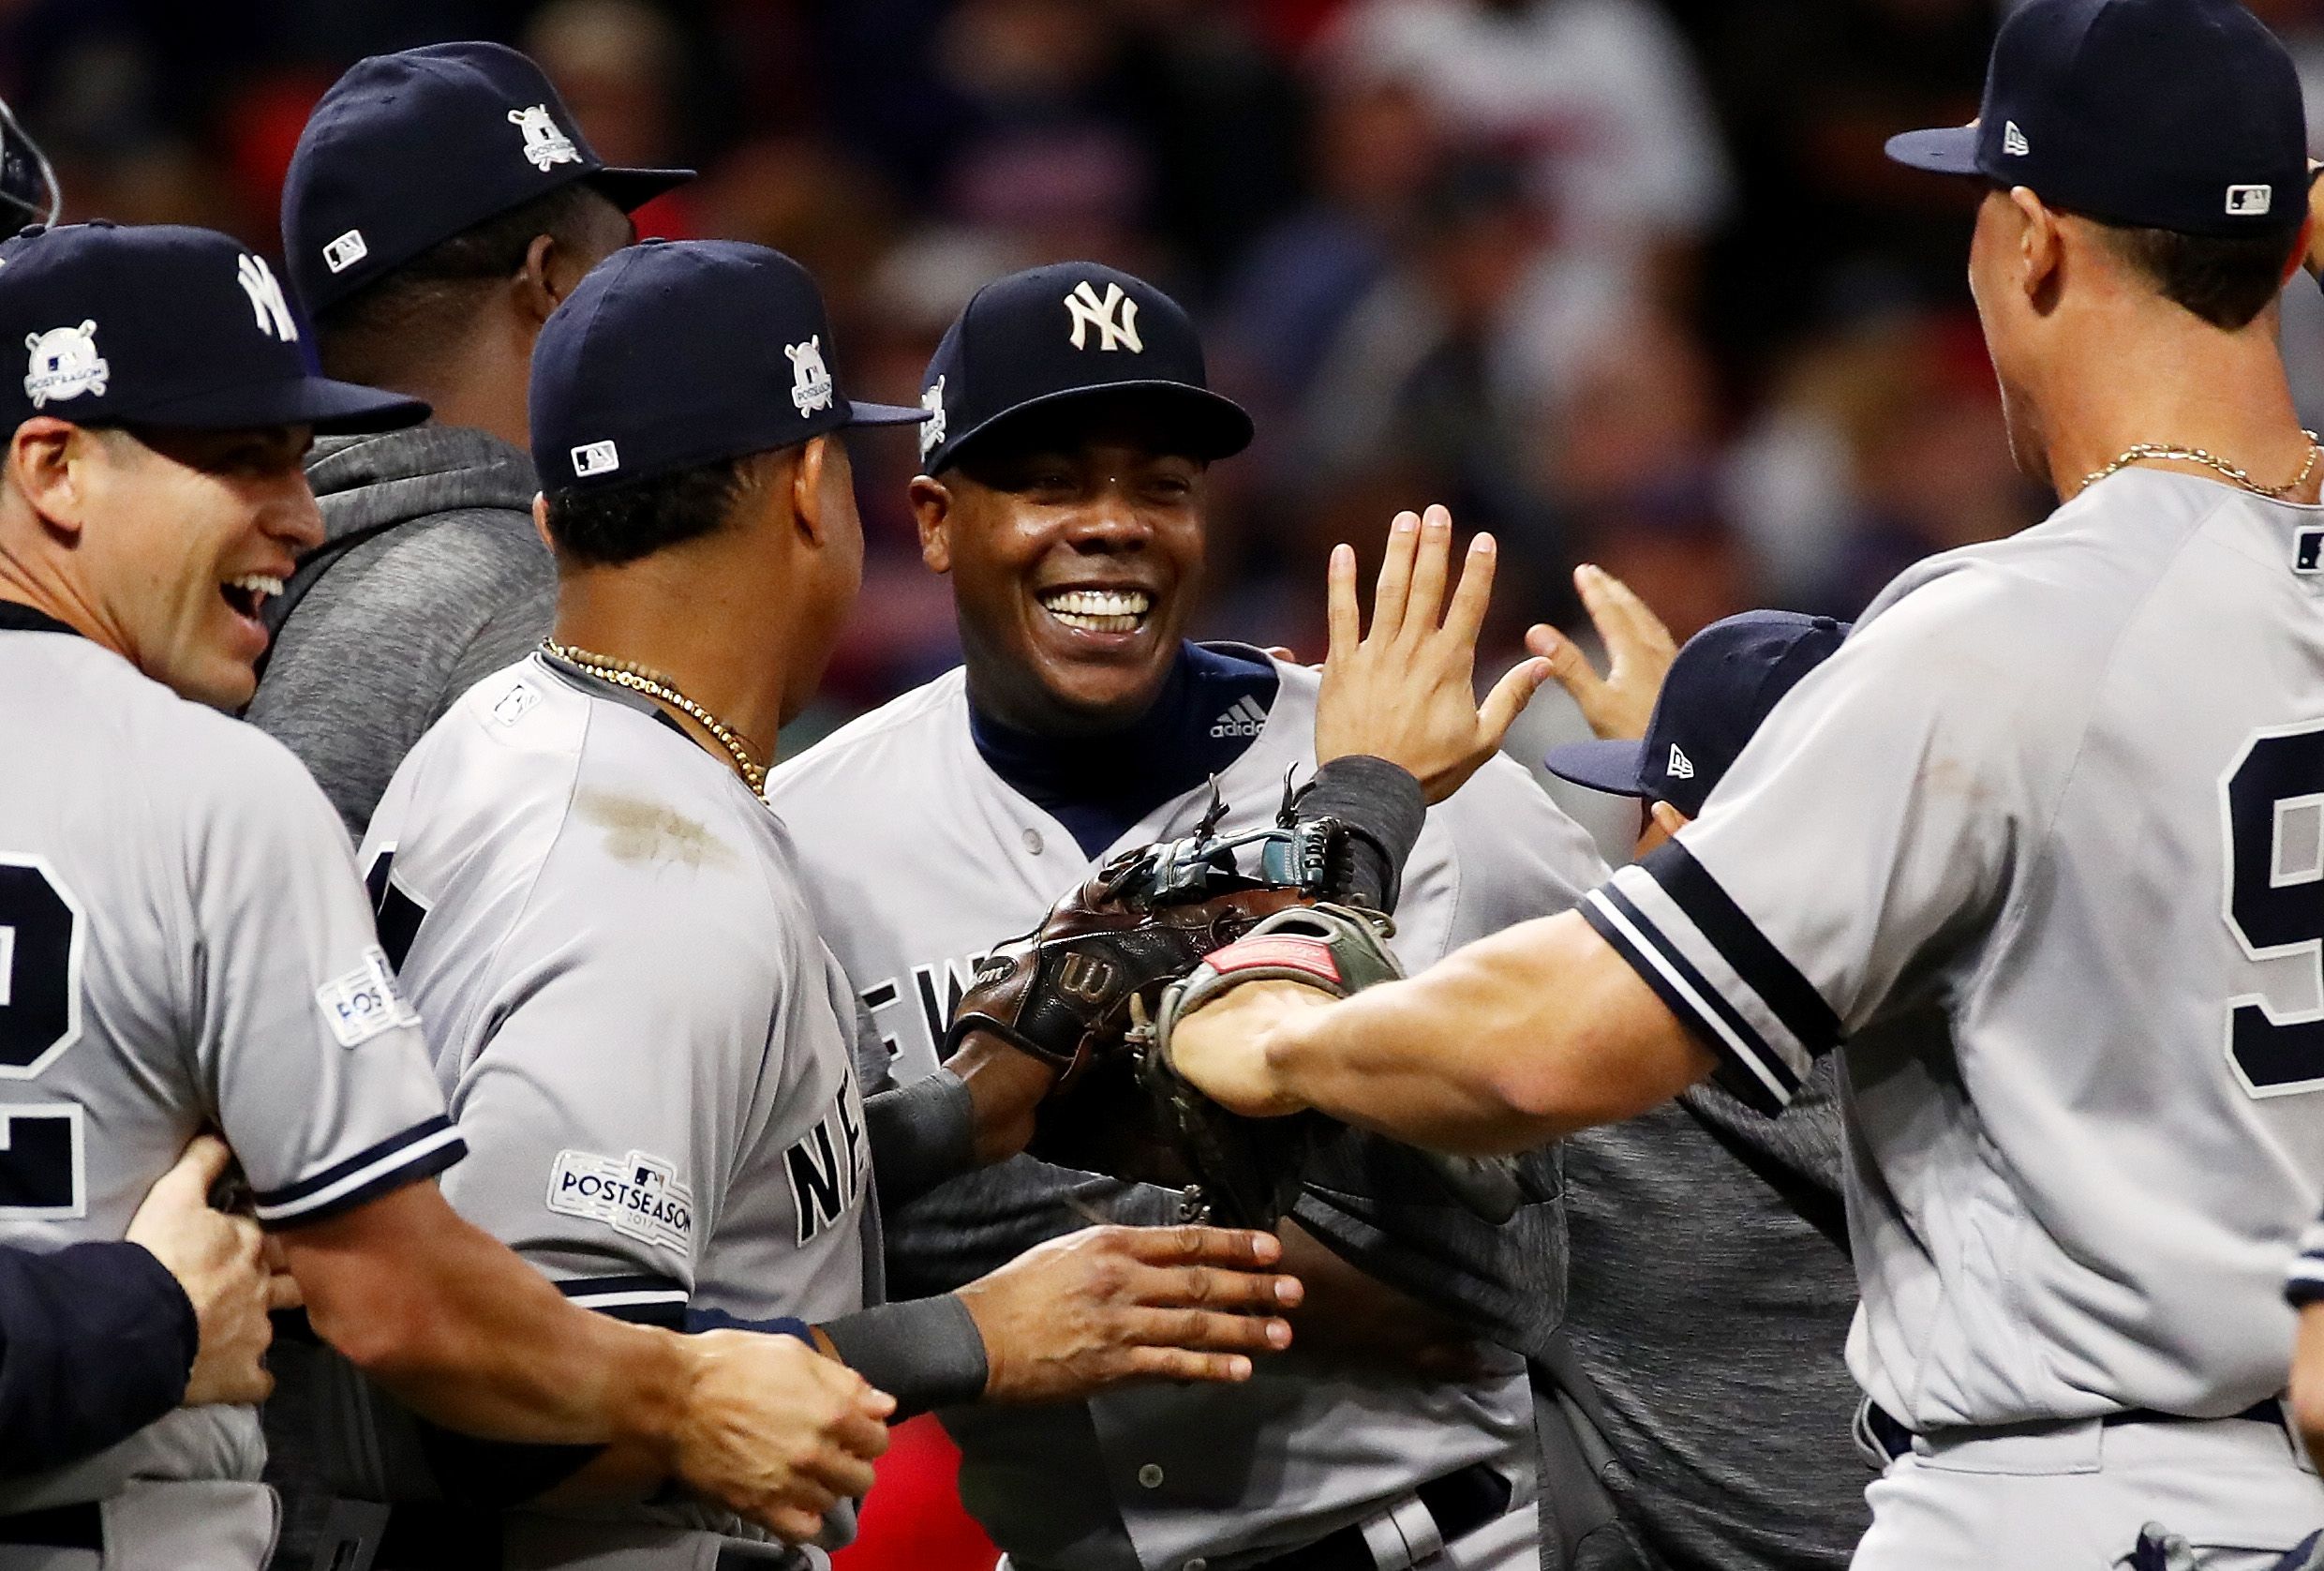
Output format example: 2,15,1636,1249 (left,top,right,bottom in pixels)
769,262,1603,1571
